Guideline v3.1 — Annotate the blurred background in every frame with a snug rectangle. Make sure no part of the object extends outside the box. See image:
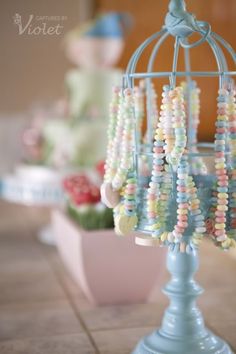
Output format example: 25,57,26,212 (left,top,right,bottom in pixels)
1,1,235,112
0,0,234,193
0,0,235,216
